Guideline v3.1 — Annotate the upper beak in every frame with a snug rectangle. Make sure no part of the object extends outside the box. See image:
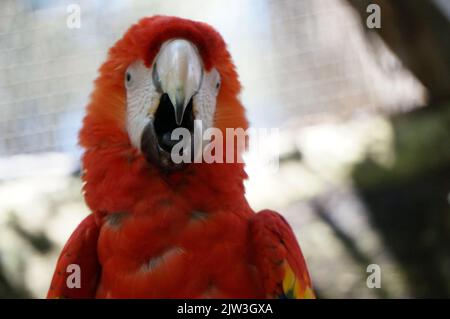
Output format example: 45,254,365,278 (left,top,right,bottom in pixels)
154,39,203,125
